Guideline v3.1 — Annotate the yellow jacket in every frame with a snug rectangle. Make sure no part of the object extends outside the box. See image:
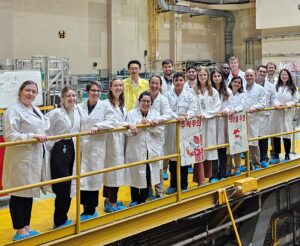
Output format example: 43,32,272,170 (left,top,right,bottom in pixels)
123,77,149,111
